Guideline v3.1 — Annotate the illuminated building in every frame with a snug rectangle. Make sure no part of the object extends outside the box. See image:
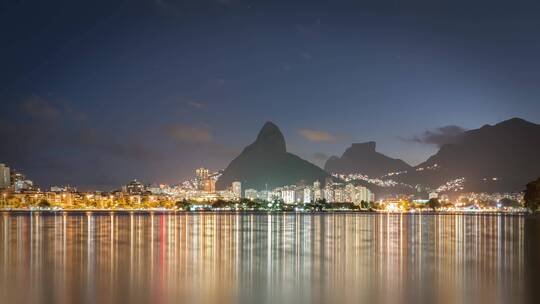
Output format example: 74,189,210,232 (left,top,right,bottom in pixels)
195,167,209,190
14,180,34,192
244,189,258,200
203,179,216,193
323,187,334,203
303,187,313,204
232,181,242,198
124,179,146,195
281,188,295,204
0,164,10,189
196,167,209,179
